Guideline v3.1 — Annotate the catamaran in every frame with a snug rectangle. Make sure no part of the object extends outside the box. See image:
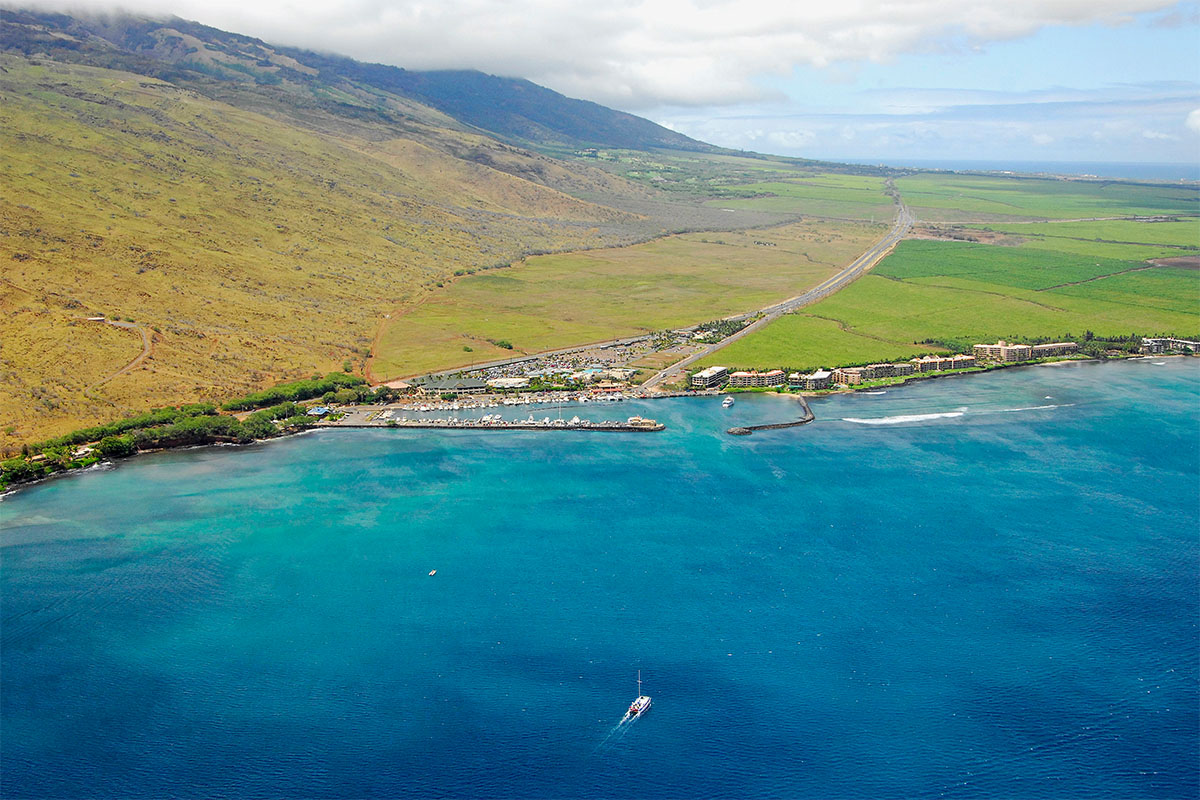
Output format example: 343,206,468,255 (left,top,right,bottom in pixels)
627,670,651,718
